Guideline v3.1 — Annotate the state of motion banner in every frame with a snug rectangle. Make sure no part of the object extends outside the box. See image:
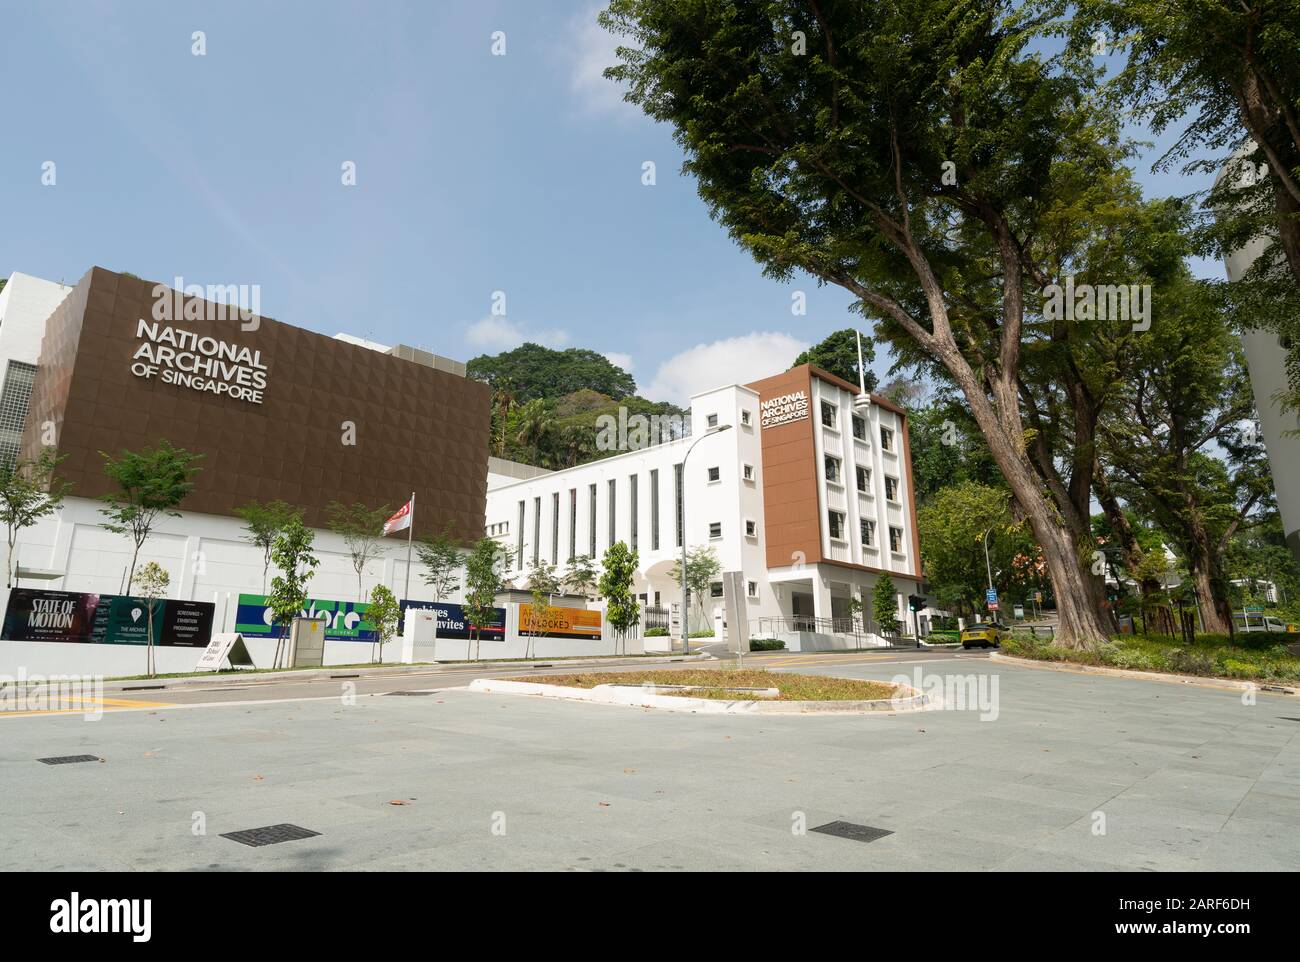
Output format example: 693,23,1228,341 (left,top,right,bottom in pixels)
1,589,214,647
